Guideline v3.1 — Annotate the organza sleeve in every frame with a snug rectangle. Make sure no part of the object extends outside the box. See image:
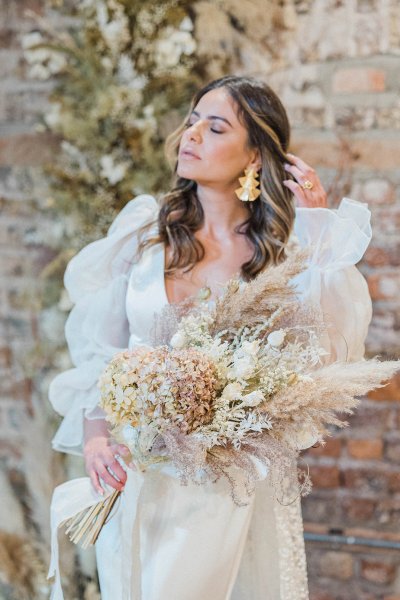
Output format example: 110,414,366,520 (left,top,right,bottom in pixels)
48,194,158,456
290,197,373,449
